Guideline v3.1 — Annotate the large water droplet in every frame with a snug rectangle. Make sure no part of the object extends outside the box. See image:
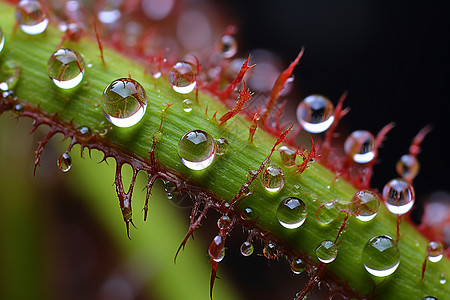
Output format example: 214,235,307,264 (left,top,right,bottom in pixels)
316,240,337,263
0,60,21,91
240,241,254,256
48,49,85,89
208,235,225,262
279,145,296,168
290,258,305,274
215,138,229,156
58,152,72,172
240,207,258,220
178,129,216,170
16,0,49,35
396,154,419,181
382,178,415,215
352,190,380,221
0,27,5,54
427,241,443,263
101,78,147,127
182,98,193,112
422,297,438,300
316,201,340,225
262,165,285,192
344,130,376,163
276,197,307,229
296,94,335,133
218,35,237,58
168,61,196,94
362,235,400,277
